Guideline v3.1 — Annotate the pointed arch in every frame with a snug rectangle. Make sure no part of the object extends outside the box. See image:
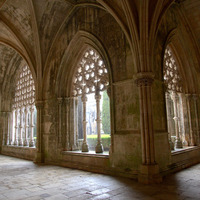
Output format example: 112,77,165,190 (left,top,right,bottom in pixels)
54,31,112,98
163,29,198,94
